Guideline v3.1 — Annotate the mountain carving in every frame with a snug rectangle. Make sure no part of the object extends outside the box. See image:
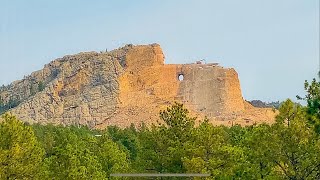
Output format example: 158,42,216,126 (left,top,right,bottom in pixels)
0,44,275,128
